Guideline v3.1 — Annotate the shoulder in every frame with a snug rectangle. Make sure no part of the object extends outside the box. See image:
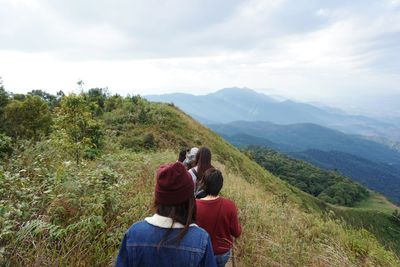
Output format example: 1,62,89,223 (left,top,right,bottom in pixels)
185,225,211,246
189,224,208,235
221,197,238,209
187,224,211,242
125,220,152,236
196,199,206,205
